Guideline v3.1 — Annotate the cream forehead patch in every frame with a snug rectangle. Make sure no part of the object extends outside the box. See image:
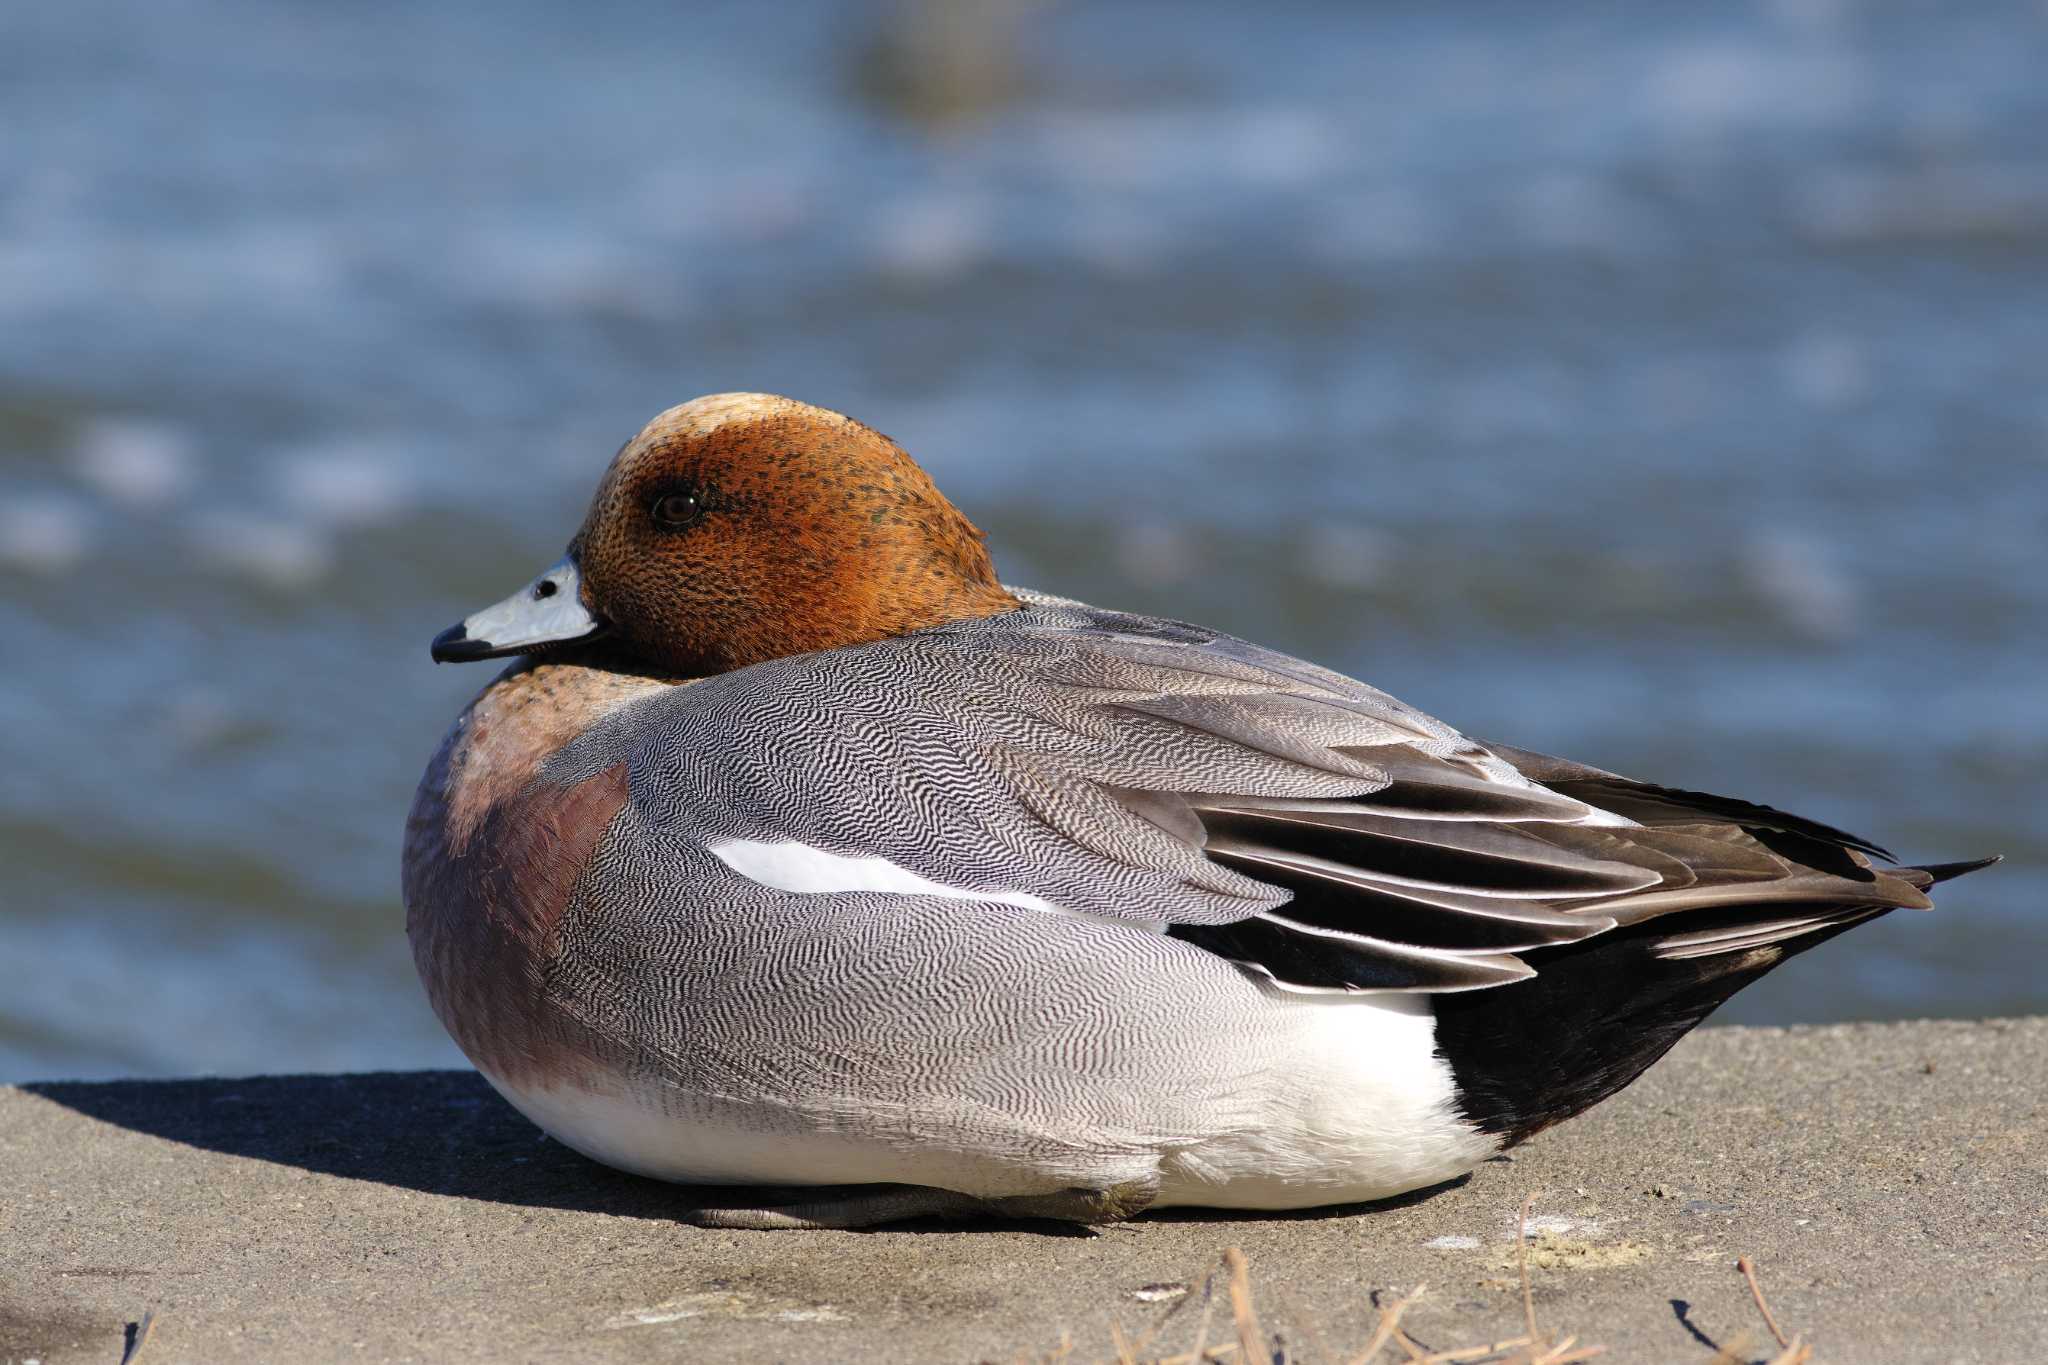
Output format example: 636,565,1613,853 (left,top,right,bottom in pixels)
636,392,853,445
